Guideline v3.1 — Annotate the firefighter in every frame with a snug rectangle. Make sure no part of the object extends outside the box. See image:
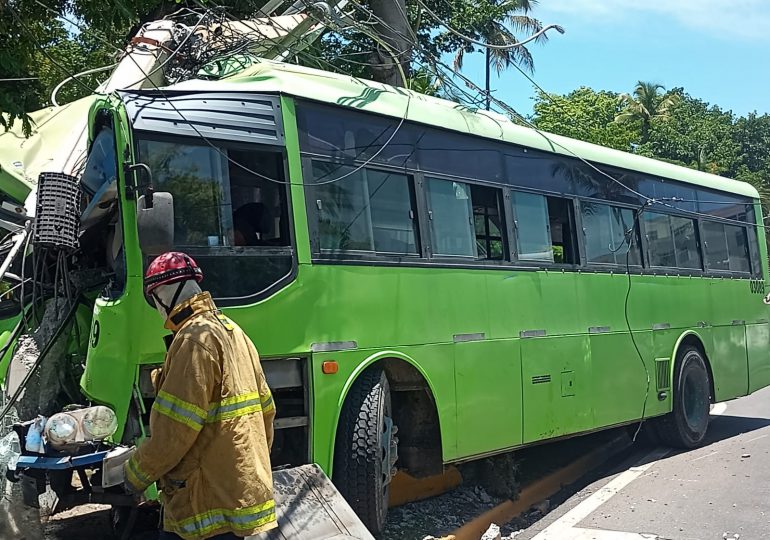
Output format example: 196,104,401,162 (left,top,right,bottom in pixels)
123,252,277,540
